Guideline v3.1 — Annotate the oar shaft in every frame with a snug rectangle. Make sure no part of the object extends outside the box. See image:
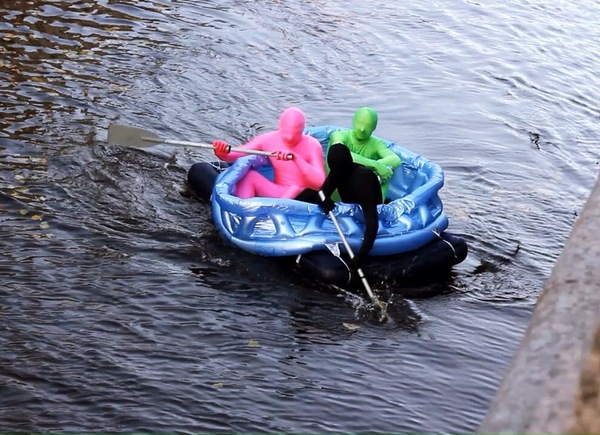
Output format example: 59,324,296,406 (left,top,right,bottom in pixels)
145,136,275,156
107,124,294,159
319,191,378,302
